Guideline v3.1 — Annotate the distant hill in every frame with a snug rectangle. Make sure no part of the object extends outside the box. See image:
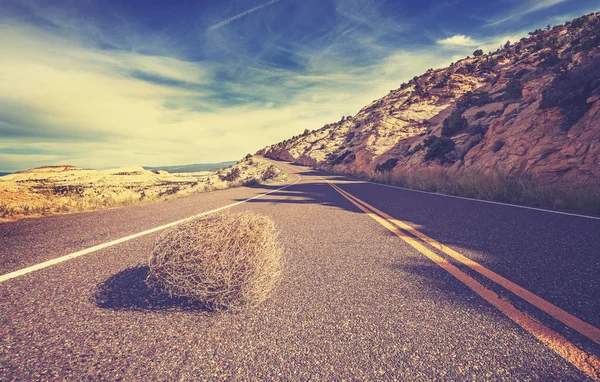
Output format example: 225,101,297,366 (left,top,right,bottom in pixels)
142,161,237,173
0,172,11,177
16,165,80,174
